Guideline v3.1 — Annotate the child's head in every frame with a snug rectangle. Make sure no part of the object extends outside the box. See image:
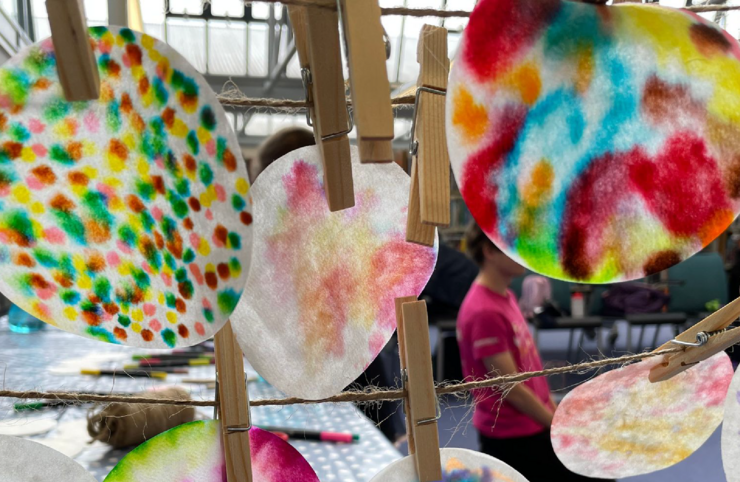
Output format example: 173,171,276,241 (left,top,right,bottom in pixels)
464,221,525,279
